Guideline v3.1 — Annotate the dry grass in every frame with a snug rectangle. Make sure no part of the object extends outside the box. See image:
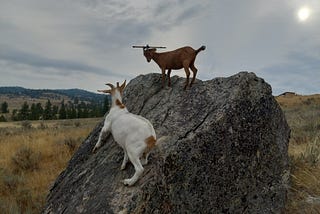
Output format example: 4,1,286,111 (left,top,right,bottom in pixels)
277,93,320,108
0,118,100,213
277,94,320,213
